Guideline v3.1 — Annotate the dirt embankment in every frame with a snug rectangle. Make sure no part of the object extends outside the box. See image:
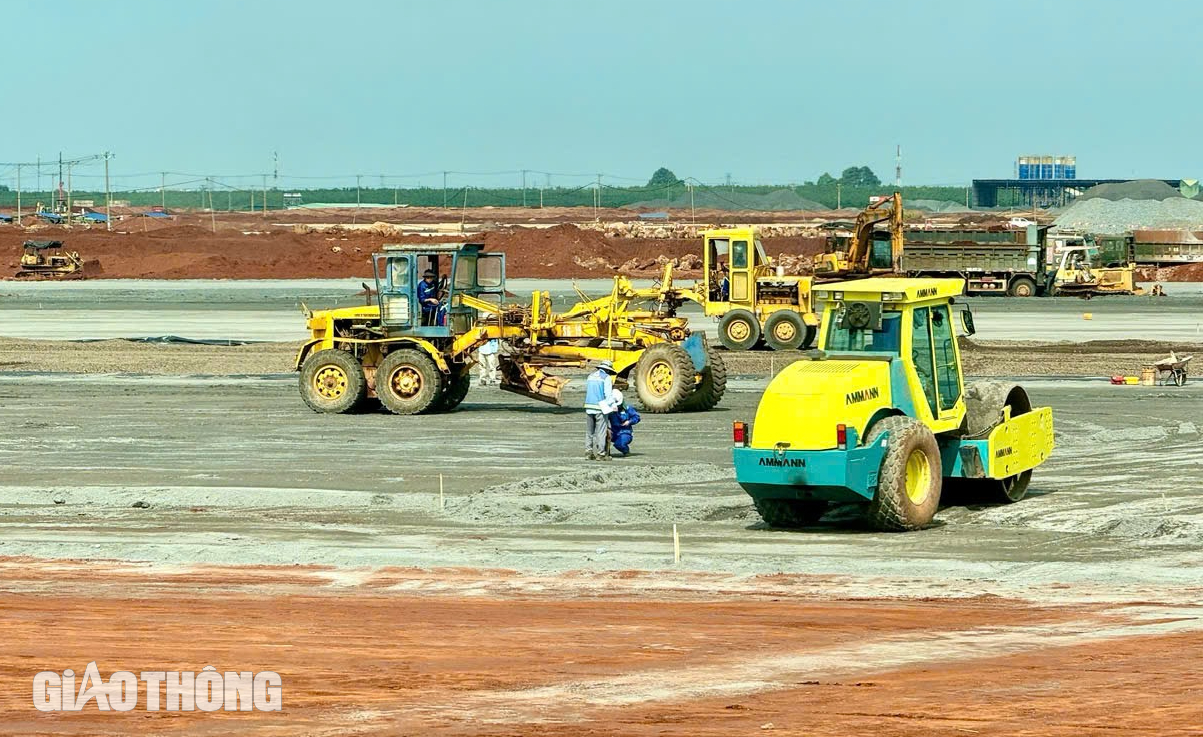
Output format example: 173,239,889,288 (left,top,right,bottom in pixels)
1137,262,1203,282
0,222,825,280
